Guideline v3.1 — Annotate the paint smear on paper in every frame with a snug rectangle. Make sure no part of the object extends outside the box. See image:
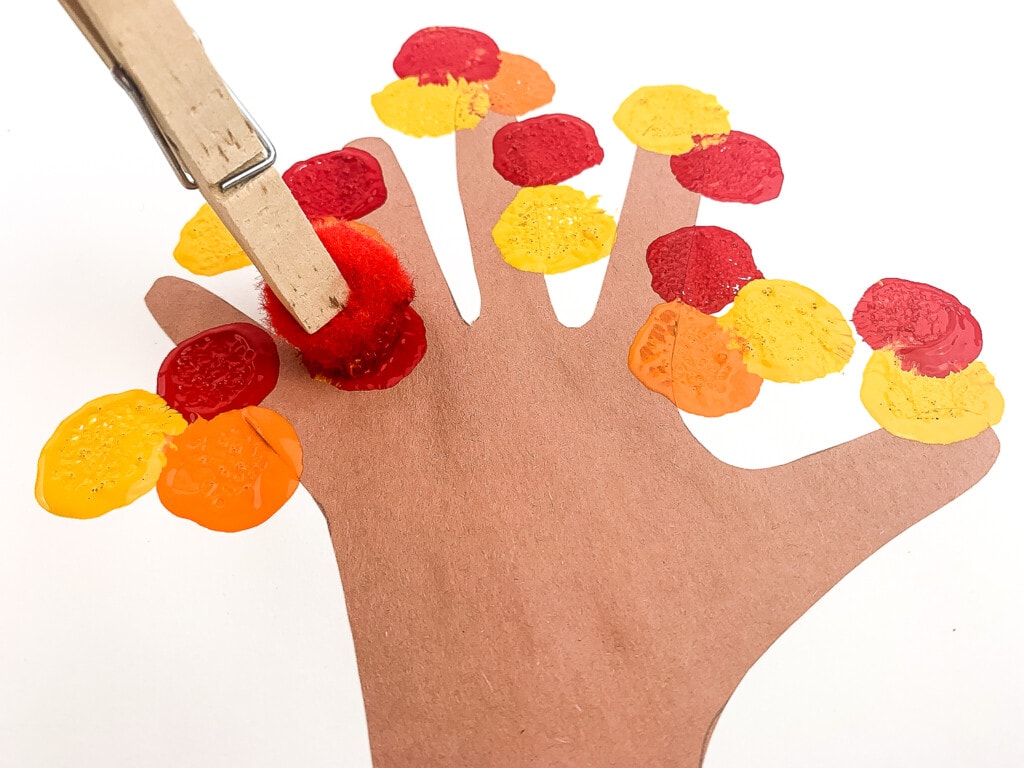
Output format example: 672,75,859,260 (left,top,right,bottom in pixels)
719,279,854,383
482,52,555,116
629,301,762,416
492,185,616,274
614,85,730,155
860,349,1003,444
670,131,784,204
36,390,187,519
283,148,387,222
320,305,427,391
646,226,763,313
393,27,501,85
173,203,251,276
158,406,302,532
262,220,418,383
157,322,280,423
372,77,489,137
853,278,983,378
492,114,604,187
